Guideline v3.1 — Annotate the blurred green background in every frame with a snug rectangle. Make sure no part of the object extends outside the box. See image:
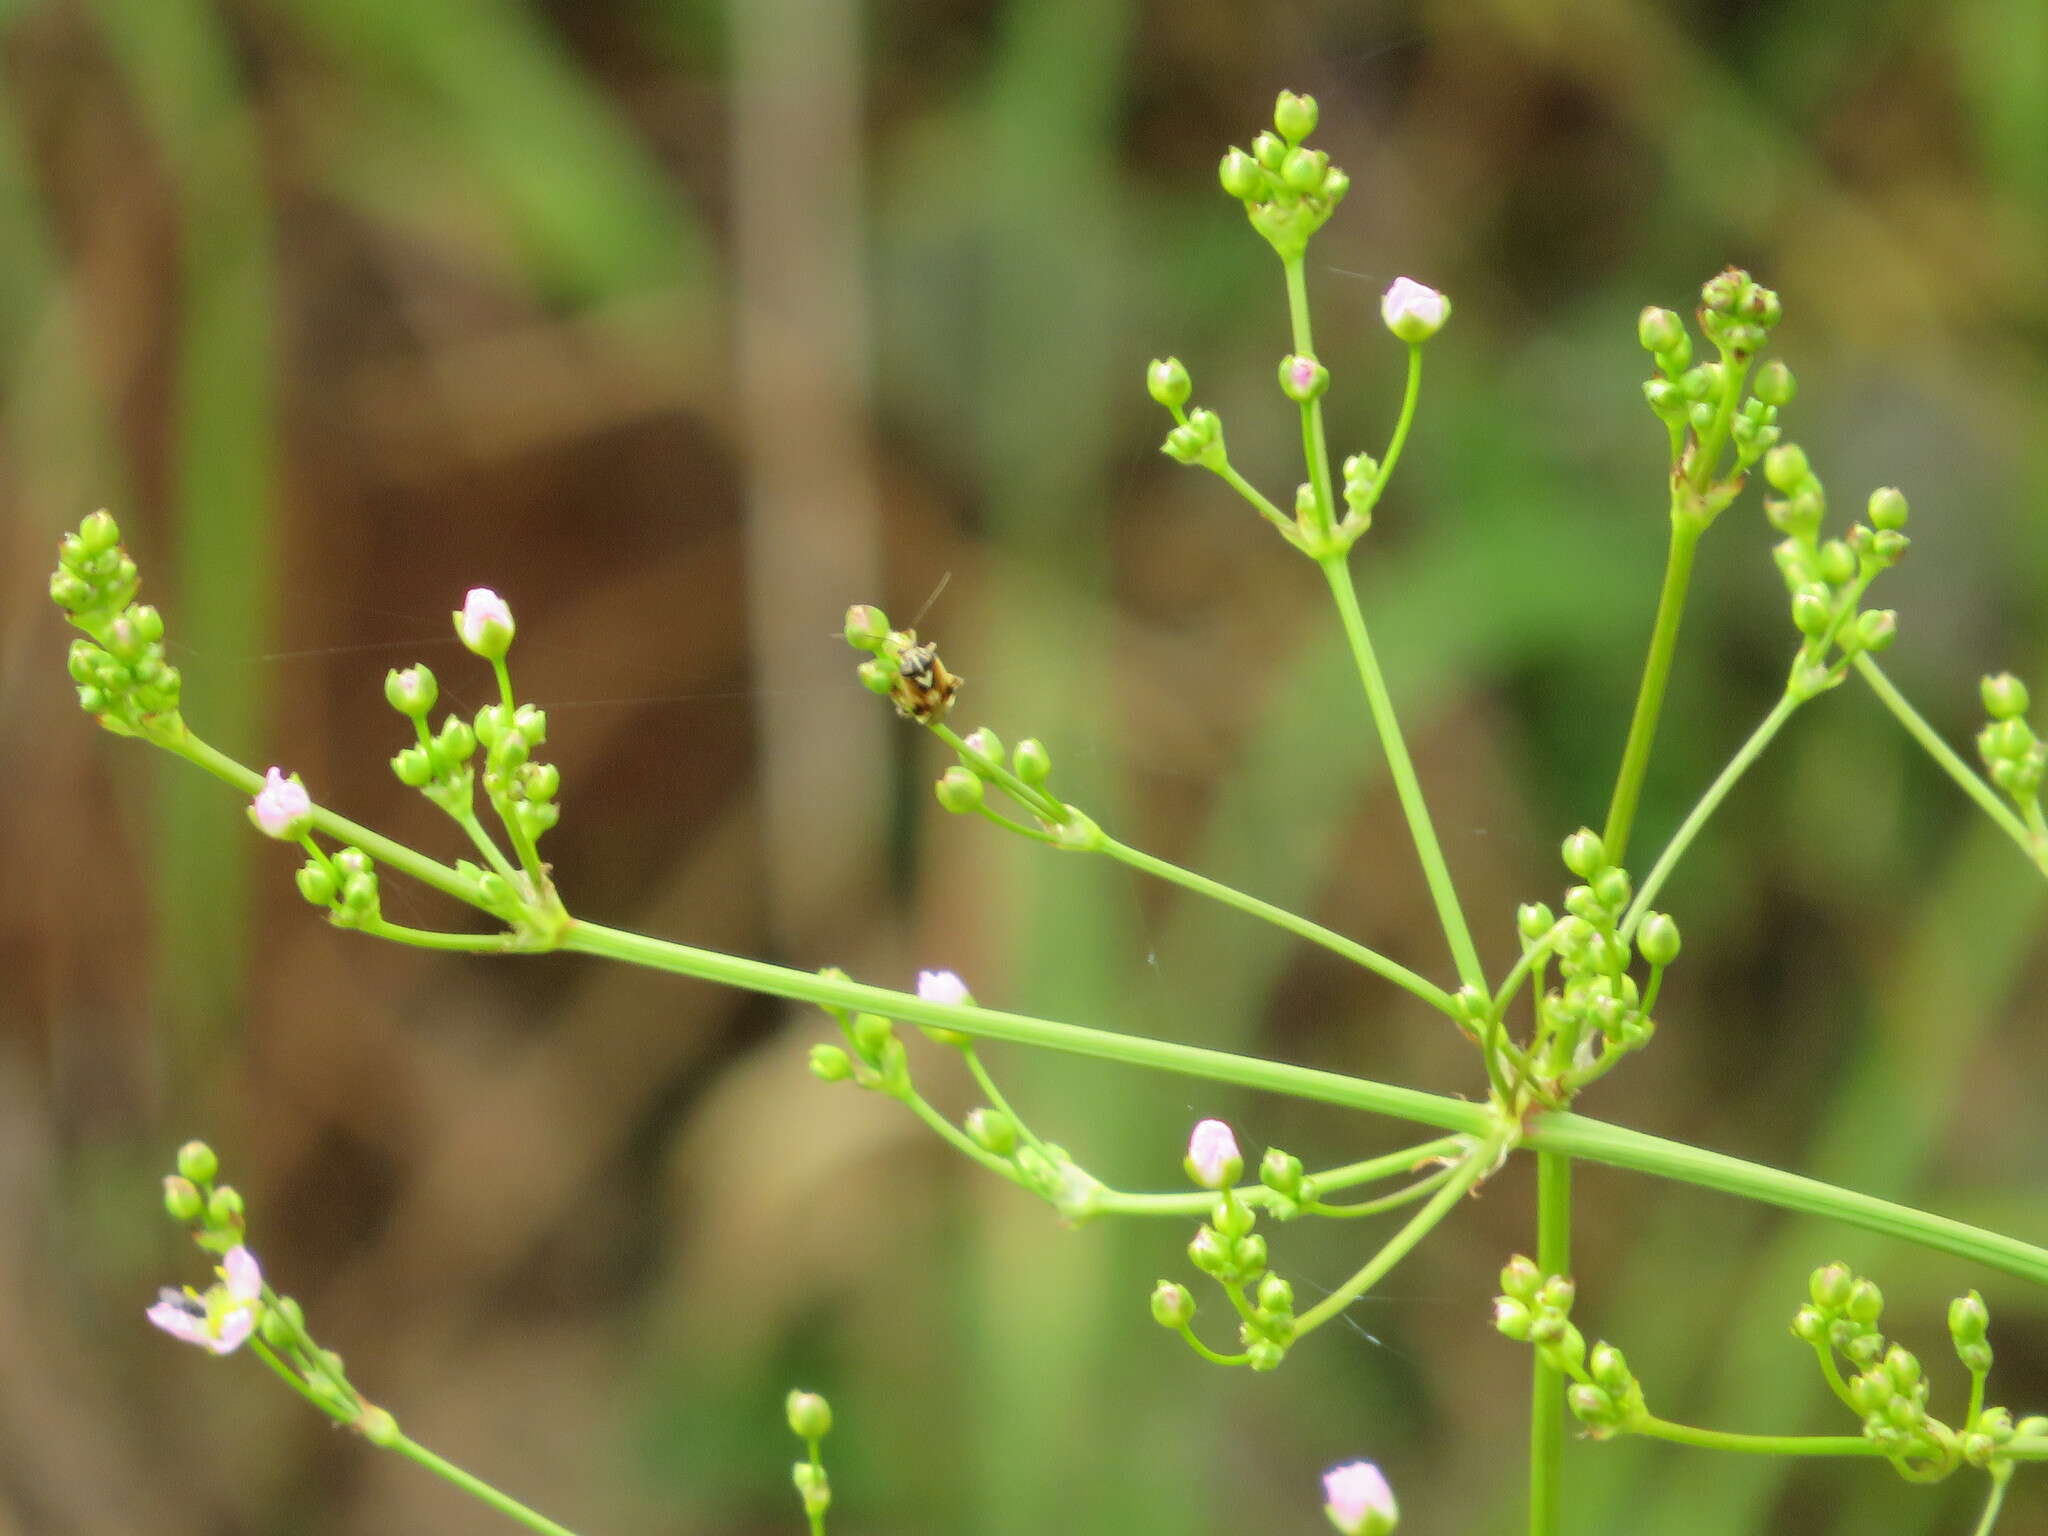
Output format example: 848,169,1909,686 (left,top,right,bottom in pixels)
4,1,2048,1532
